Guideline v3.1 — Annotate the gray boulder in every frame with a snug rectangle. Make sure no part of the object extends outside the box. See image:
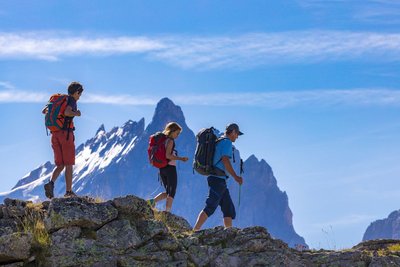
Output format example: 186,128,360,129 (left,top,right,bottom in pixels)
0,233,33,263
184,226,303,267
112,195,154,220
2,198,32,219
154,210,192,233
44,197,118,232
96,219,142,250
1,263,25,267
0,219,18,236
46,226,116,267
136,218,169,242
